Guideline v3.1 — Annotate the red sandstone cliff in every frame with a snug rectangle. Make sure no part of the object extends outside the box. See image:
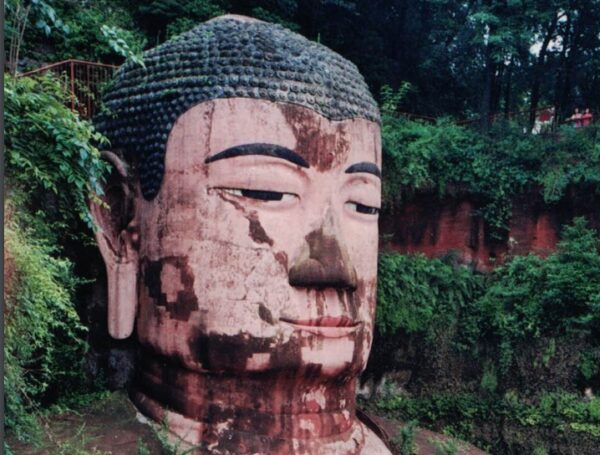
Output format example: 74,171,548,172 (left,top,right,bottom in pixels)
380,186,600,271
